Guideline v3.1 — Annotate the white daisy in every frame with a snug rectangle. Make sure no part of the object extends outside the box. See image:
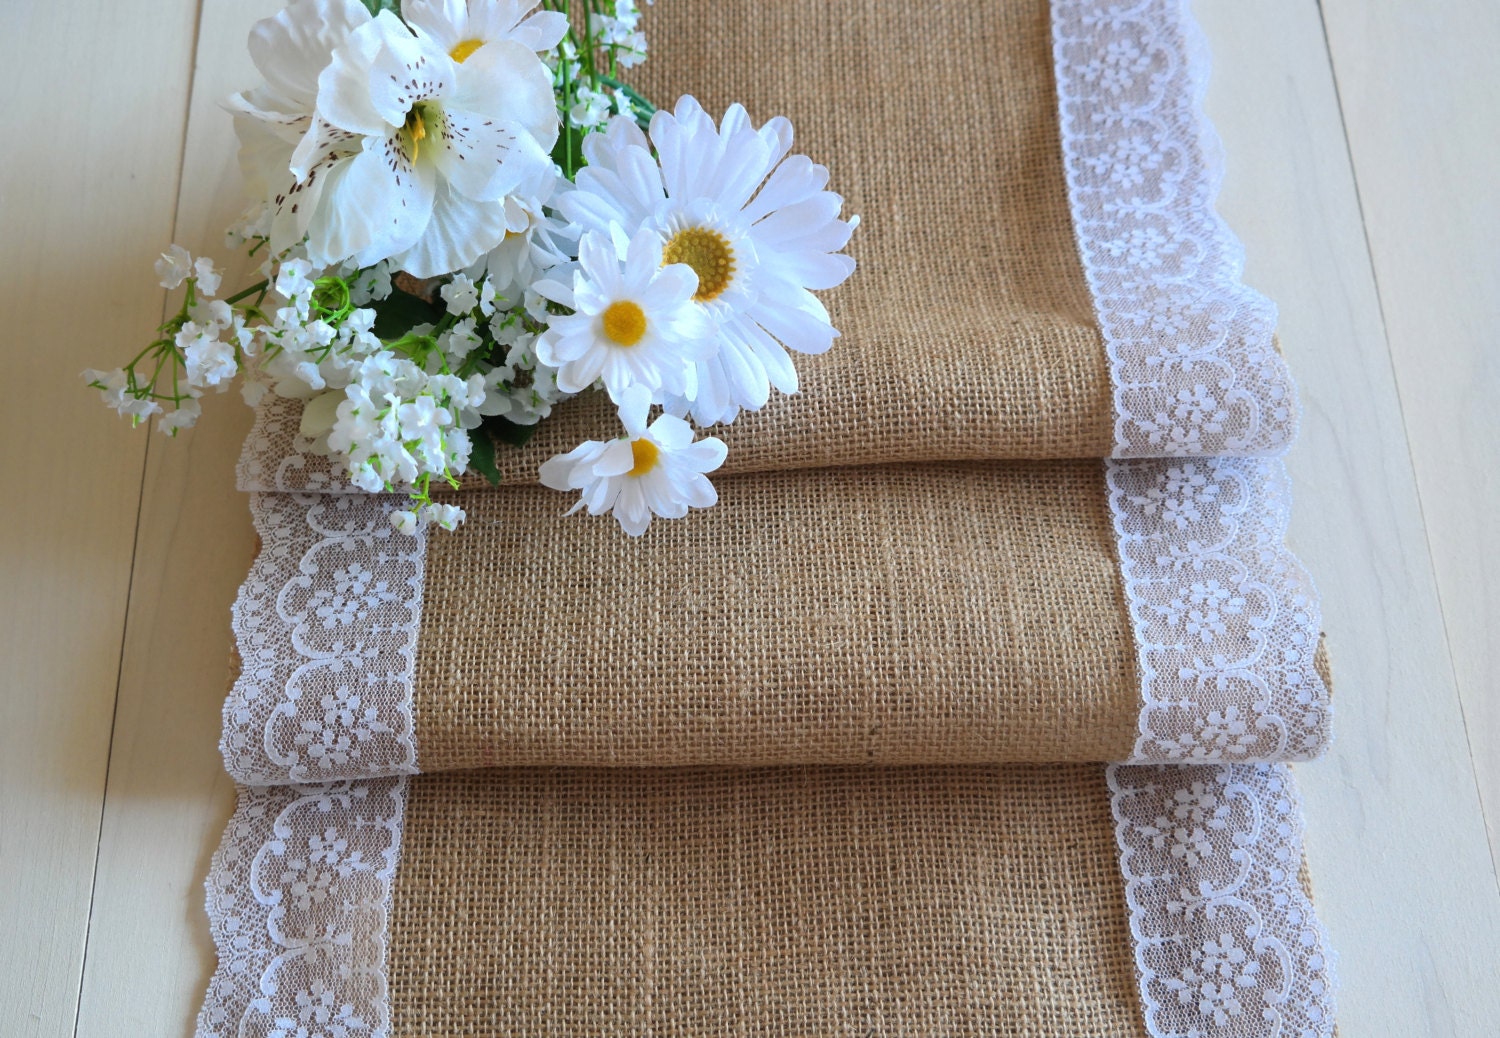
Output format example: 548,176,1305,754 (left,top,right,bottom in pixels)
559,96,858,426
289,9,559,275
539,384,727,536
533,228,713,402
